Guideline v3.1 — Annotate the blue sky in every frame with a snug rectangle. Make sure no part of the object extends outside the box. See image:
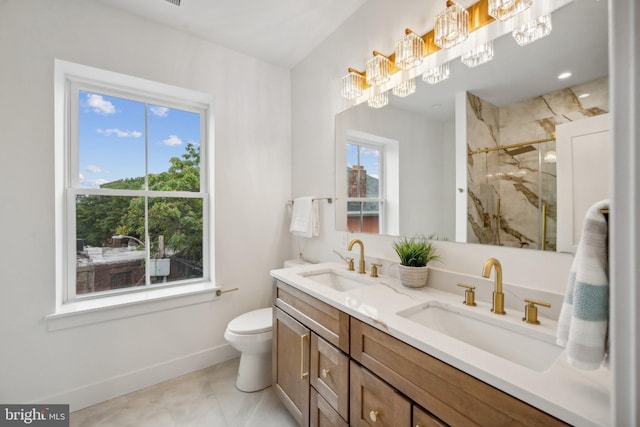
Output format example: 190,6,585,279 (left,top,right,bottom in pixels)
78,91,200,188
347,143,380,179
